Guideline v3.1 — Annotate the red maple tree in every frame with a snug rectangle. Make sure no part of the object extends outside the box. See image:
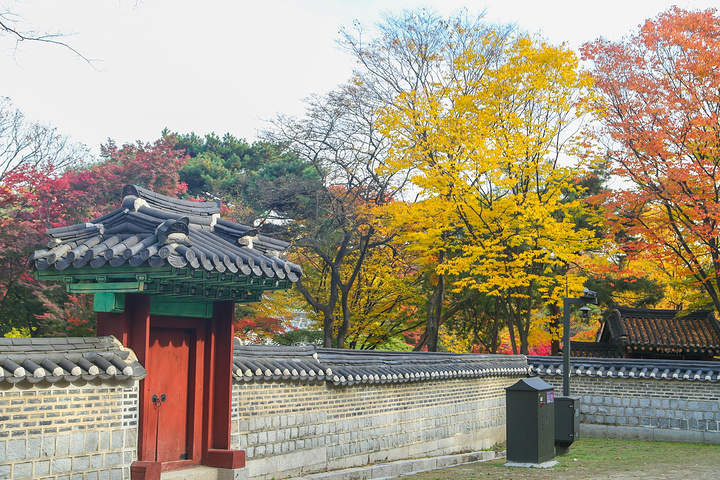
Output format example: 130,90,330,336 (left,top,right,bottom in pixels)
582,7,720,311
